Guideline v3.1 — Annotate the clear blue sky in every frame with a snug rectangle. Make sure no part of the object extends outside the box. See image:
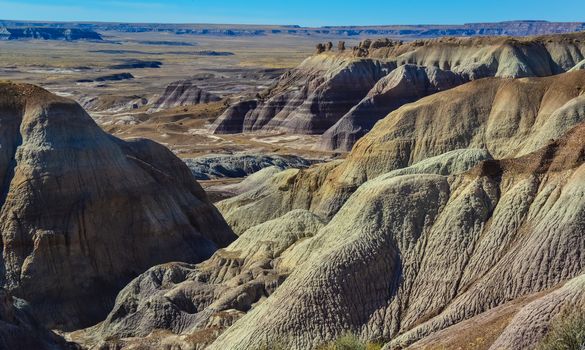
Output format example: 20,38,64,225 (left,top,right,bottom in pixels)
2,0,585,26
